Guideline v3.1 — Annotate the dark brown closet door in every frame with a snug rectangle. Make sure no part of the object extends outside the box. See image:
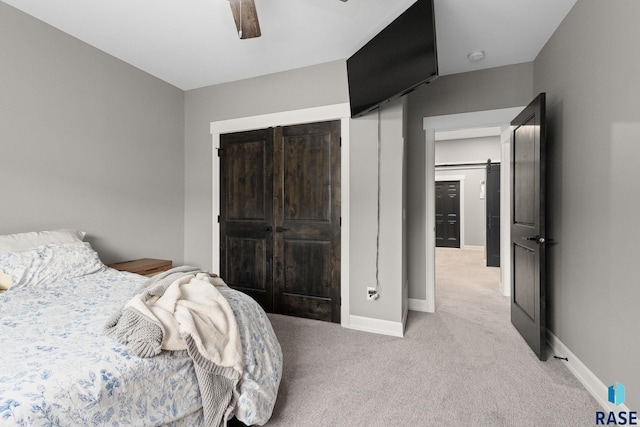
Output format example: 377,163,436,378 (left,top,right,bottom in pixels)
220,128,274,311
273,121,341,323
220,121,341,323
